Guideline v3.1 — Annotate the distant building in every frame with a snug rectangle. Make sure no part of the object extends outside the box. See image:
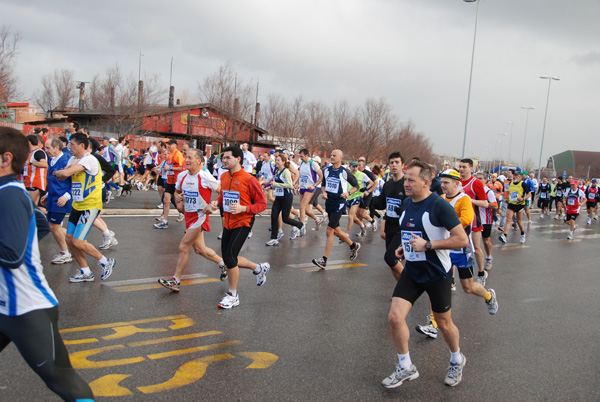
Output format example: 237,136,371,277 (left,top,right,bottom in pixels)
547,150,600,179
5,102,45,124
